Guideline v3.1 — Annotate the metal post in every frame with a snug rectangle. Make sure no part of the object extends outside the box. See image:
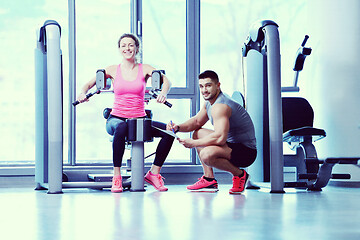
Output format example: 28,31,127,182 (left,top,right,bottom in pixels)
187,0,200,164
243,20,285,193
68,0,76,166
130,119,145,192
264,25,285,193
45,23,63,194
